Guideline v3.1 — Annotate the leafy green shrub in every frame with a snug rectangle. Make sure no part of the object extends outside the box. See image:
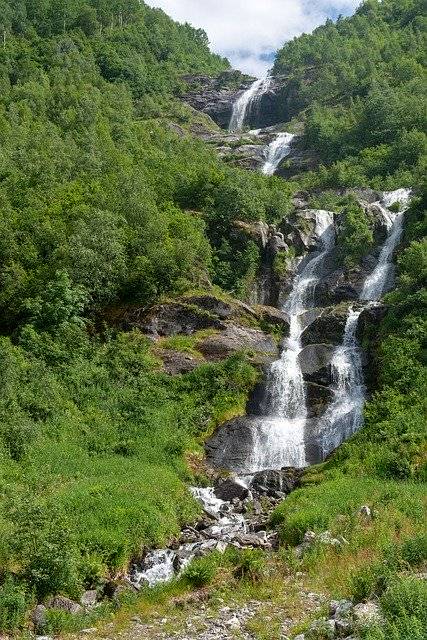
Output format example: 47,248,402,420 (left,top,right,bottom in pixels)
183,554,219,588
337,203,374,267
231,549,266,583
349,561,392,602
399,534,427,567
0,578,28,633
380,577,427,625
